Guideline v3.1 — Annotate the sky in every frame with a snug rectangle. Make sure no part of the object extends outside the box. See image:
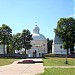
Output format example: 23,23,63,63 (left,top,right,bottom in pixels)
0,0,74,39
